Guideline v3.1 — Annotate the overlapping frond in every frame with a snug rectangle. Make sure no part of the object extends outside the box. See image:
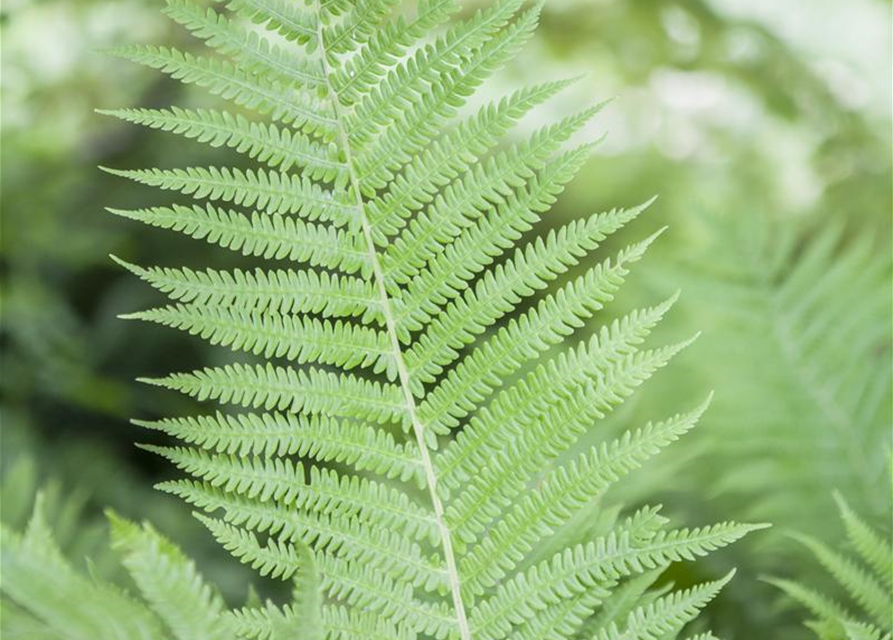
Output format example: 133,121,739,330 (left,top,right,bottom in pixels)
108,513,237,640
589,570,734,640
1,498,320,640
0,499,165,640
770,494,893,640
106,0,759,637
